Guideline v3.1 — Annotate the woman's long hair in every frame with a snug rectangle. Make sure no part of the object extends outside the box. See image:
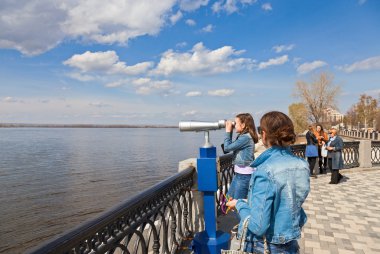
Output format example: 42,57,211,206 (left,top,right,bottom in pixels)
236,113,259,144
316,124,324,134
260,111,296,147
